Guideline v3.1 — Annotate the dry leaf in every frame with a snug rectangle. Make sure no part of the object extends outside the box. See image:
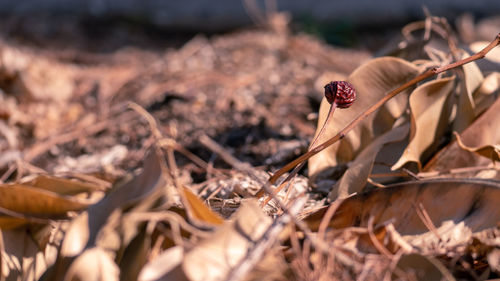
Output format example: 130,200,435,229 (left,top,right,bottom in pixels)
396,254,456,281
38,149,169,281
137,246,187,281
392,76,455,170
182,200,272,281
59,149,166,257
0,184,90,229
330,123,409,200
119,229,152,281
307,179,500,255
424,96,500,175
488,249,500,273
0,184,90,215
473,72,500,115
21,174,106,195
454,132,500,162
179,185,224,226
114,197,171,281
453,53,484,133
137,200,271,281
1,227,49,281
63,248,119,281
309,57,420,179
